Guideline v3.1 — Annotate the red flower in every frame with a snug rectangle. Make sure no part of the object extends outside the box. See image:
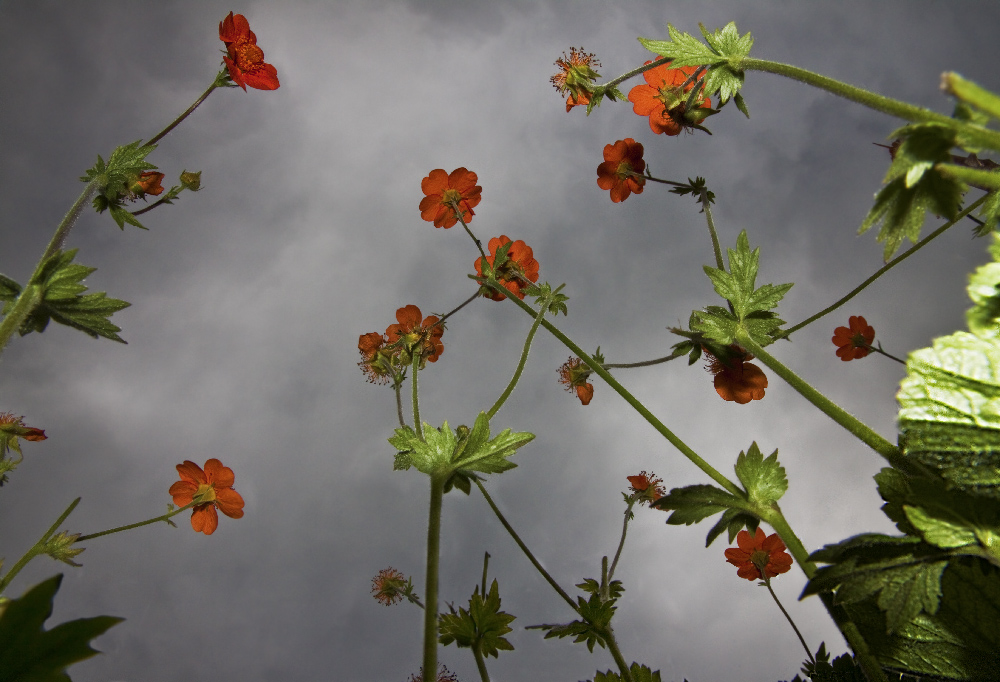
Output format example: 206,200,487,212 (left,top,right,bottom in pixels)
357,331,391,384
557,357,594,405
724,528,793,581
474,236,540,301
385,305,444,364
371,567,408,606
550,47,601,112
0,412,46,447
419,168,482,228
219,12,280,91
169,459,245,535
832,315,875,361
627,471,665,505
627,60,712,136
131,171,165,197
596,138,646,203
705,345,767,404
